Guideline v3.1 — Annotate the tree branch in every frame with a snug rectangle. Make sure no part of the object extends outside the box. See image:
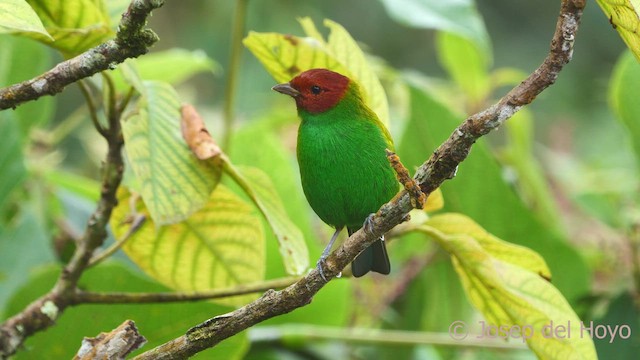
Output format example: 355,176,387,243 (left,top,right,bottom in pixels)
0,119,125,358
0,3,167,354
0,0,164,111
133,0,586,358
74,320,146,360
